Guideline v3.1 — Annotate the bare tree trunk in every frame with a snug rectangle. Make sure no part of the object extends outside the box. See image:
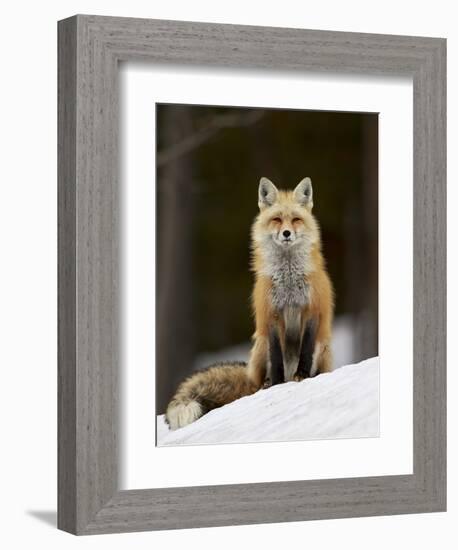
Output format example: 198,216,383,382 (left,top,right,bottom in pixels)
343,194,362,362
343,115,378,363
359,115,379,360
156,106,195,413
